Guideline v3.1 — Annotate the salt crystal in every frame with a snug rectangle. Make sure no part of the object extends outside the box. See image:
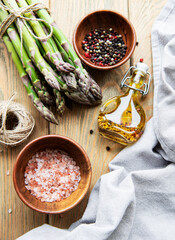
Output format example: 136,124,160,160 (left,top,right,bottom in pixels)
8,209,12,214
6,170,10,176
24,149,81,202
